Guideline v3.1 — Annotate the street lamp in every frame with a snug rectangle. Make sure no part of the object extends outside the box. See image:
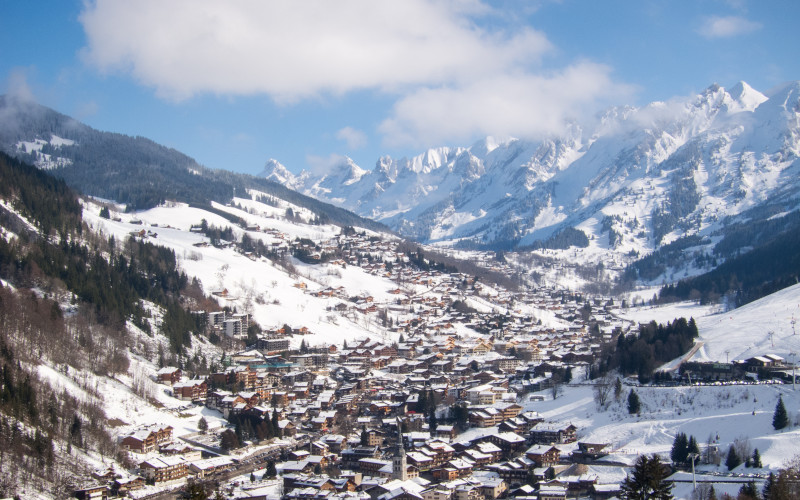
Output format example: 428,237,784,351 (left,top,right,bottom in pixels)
688,452,700,492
